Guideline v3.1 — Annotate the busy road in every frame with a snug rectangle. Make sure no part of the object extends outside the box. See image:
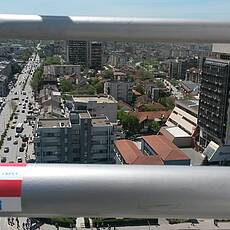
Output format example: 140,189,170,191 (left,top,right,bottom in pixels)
0,53,40,163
